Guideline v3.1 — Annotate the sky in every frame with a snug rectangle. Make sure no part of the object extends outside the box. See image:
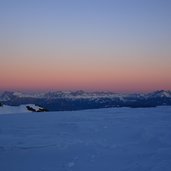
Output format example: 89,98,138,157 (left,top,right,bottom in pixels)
0,0,171,92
